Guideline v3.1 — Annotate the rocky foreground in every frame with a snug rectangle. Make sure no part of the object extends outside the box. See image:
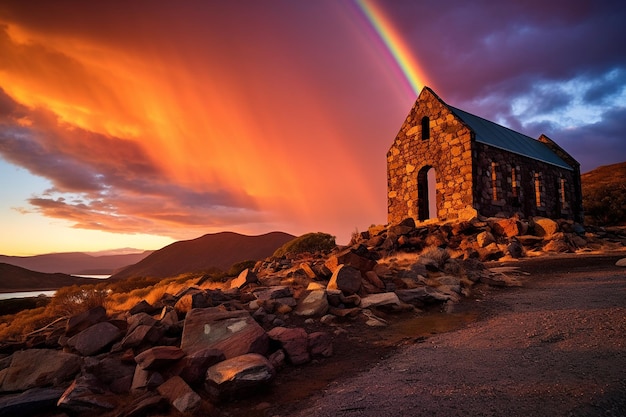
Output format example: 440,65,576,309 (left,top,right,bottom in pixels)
0,215,624,416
